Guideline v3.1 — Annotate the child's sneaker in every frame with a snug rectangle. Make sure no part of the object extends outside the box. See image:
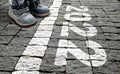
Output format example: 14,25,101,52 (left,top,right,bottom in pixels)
29,0,50,17
8,0,36,26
